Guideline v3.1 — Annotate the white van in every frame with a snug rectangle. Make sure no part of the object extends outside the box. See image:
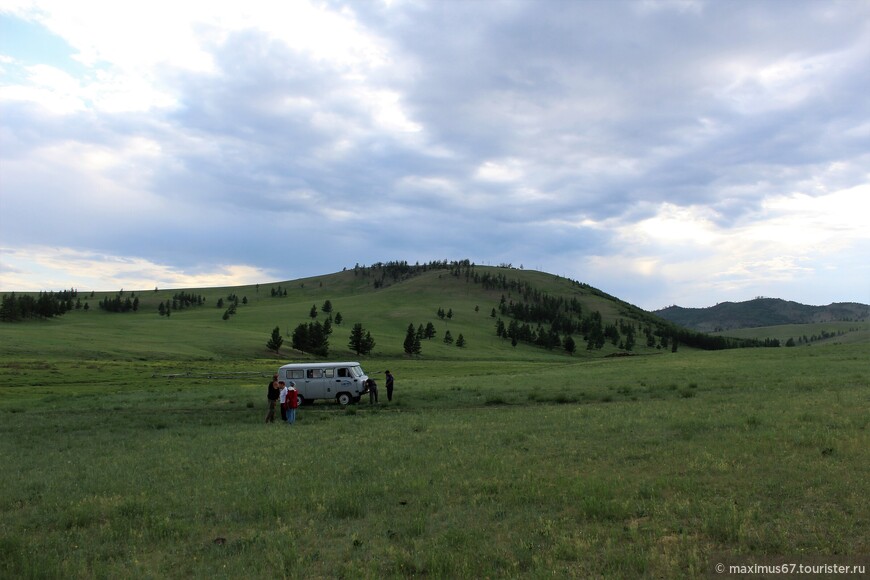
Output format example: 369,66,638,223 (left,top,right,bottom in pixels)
277,361,370,406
